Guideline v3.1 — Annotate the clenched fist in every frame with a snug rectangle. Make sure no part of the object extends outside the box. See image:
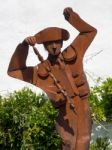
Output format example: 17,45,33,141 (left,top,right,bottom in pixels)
63,7,73,20
23,36,37,46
